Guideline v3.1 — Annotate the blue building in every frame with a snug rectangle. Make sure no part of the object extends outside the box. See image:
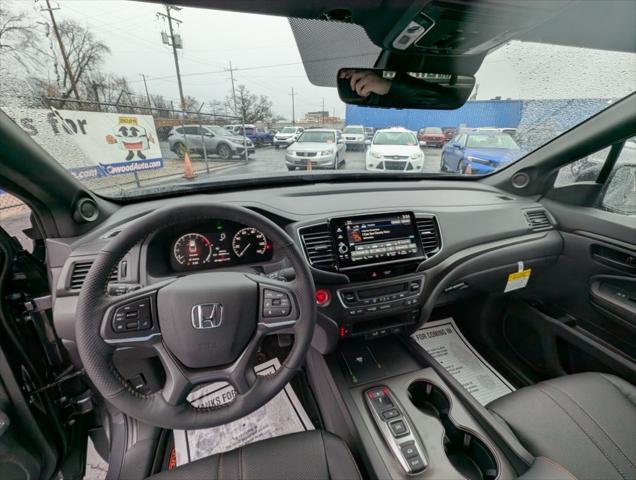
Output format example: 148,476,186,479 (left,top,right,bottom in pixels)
345,98,611,142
